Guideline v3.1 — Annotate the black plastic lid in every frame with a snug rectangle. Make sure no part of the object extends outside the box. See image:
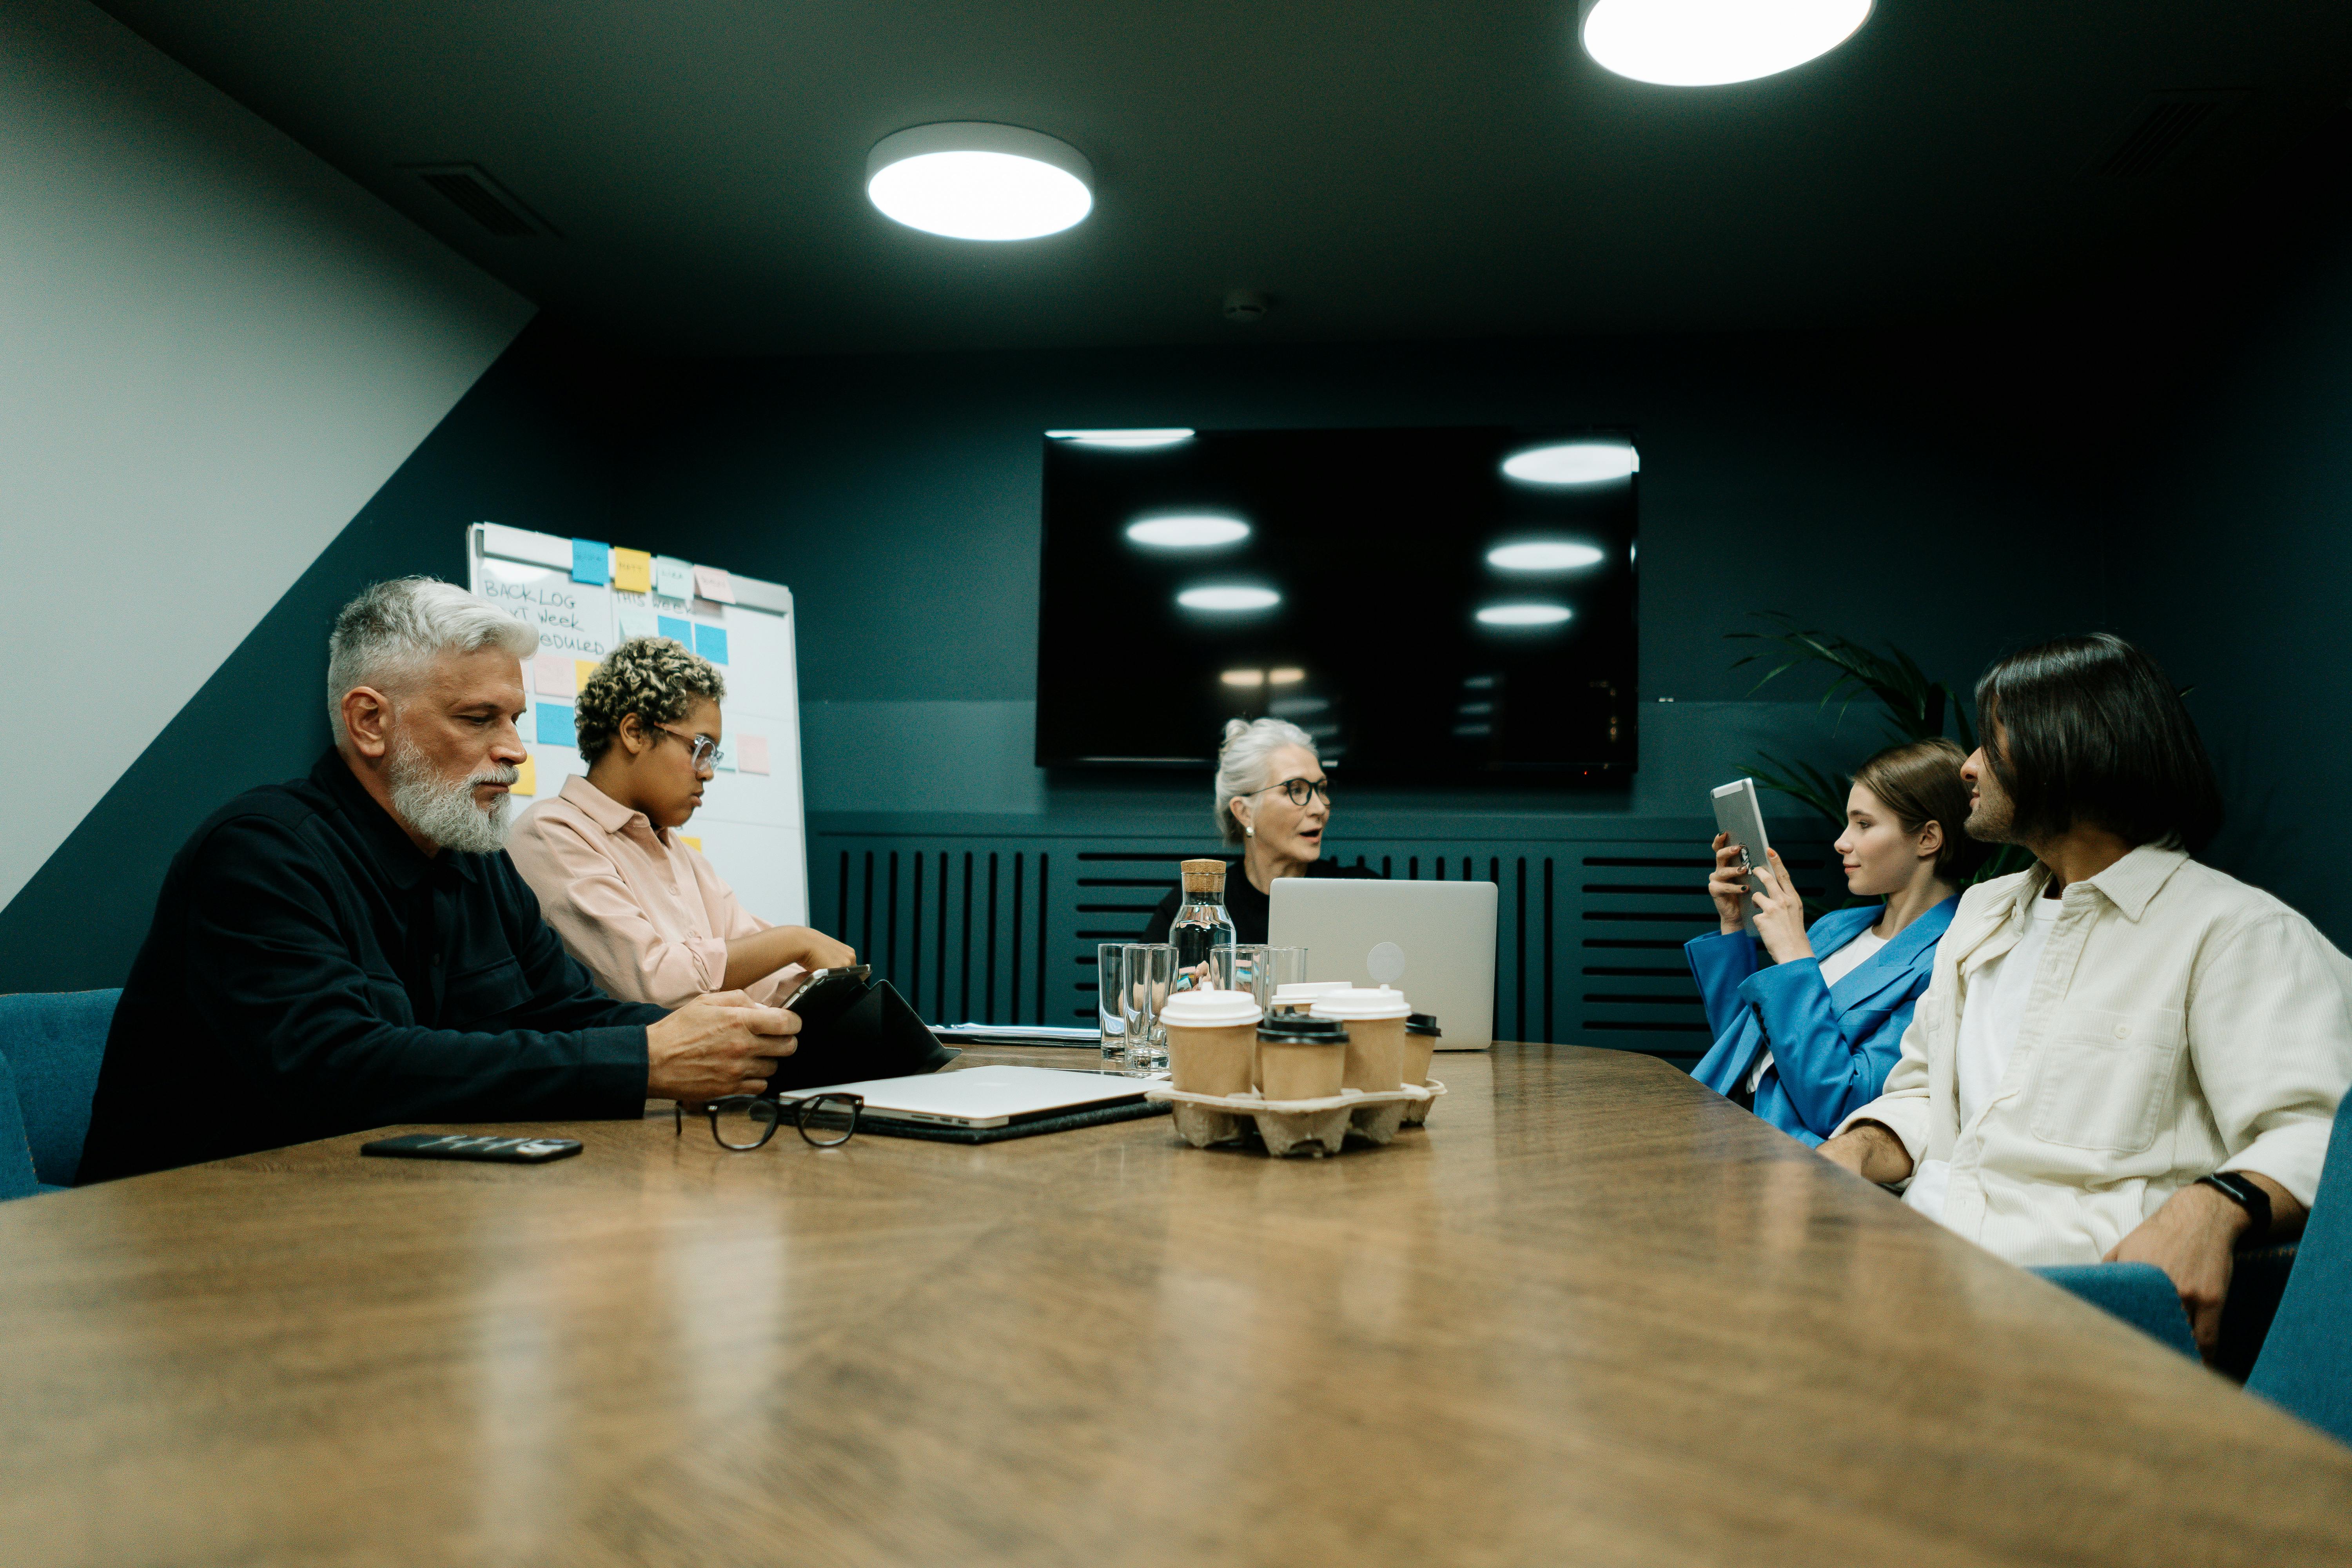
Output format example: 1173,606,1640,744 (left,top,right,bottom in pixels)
1406,1012,1442,1036
1258,1016,1349,1045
